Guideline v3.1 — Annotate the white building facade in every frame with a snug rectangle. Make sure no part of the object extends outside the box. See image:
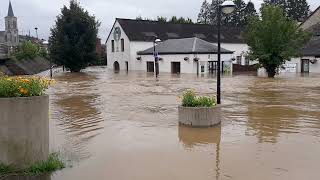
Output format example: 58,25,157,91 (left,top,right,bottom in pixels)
106,18,249,74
